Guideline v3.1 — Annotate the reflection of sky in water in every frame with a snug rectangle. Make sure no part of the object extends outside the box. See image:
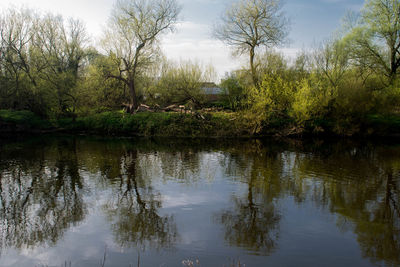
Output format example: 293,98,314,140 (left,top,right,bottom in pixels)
0,137,398,267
